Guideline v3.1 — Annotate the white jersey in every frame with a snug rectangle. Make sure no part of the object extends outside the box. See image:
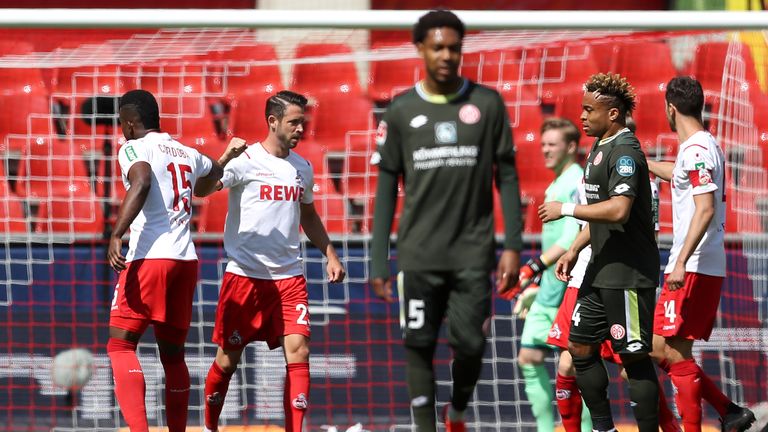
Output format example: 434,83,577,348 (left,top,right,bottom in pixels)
666,130,726,277
569,180,659,288
221,143,314,280
118,132,212,262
